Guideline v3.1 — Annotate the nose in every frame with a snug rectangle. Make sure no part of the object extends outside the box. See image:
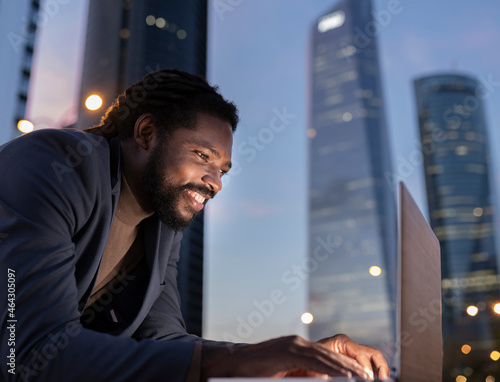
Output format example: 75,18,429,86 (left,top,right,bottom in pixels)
202,167,222,195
